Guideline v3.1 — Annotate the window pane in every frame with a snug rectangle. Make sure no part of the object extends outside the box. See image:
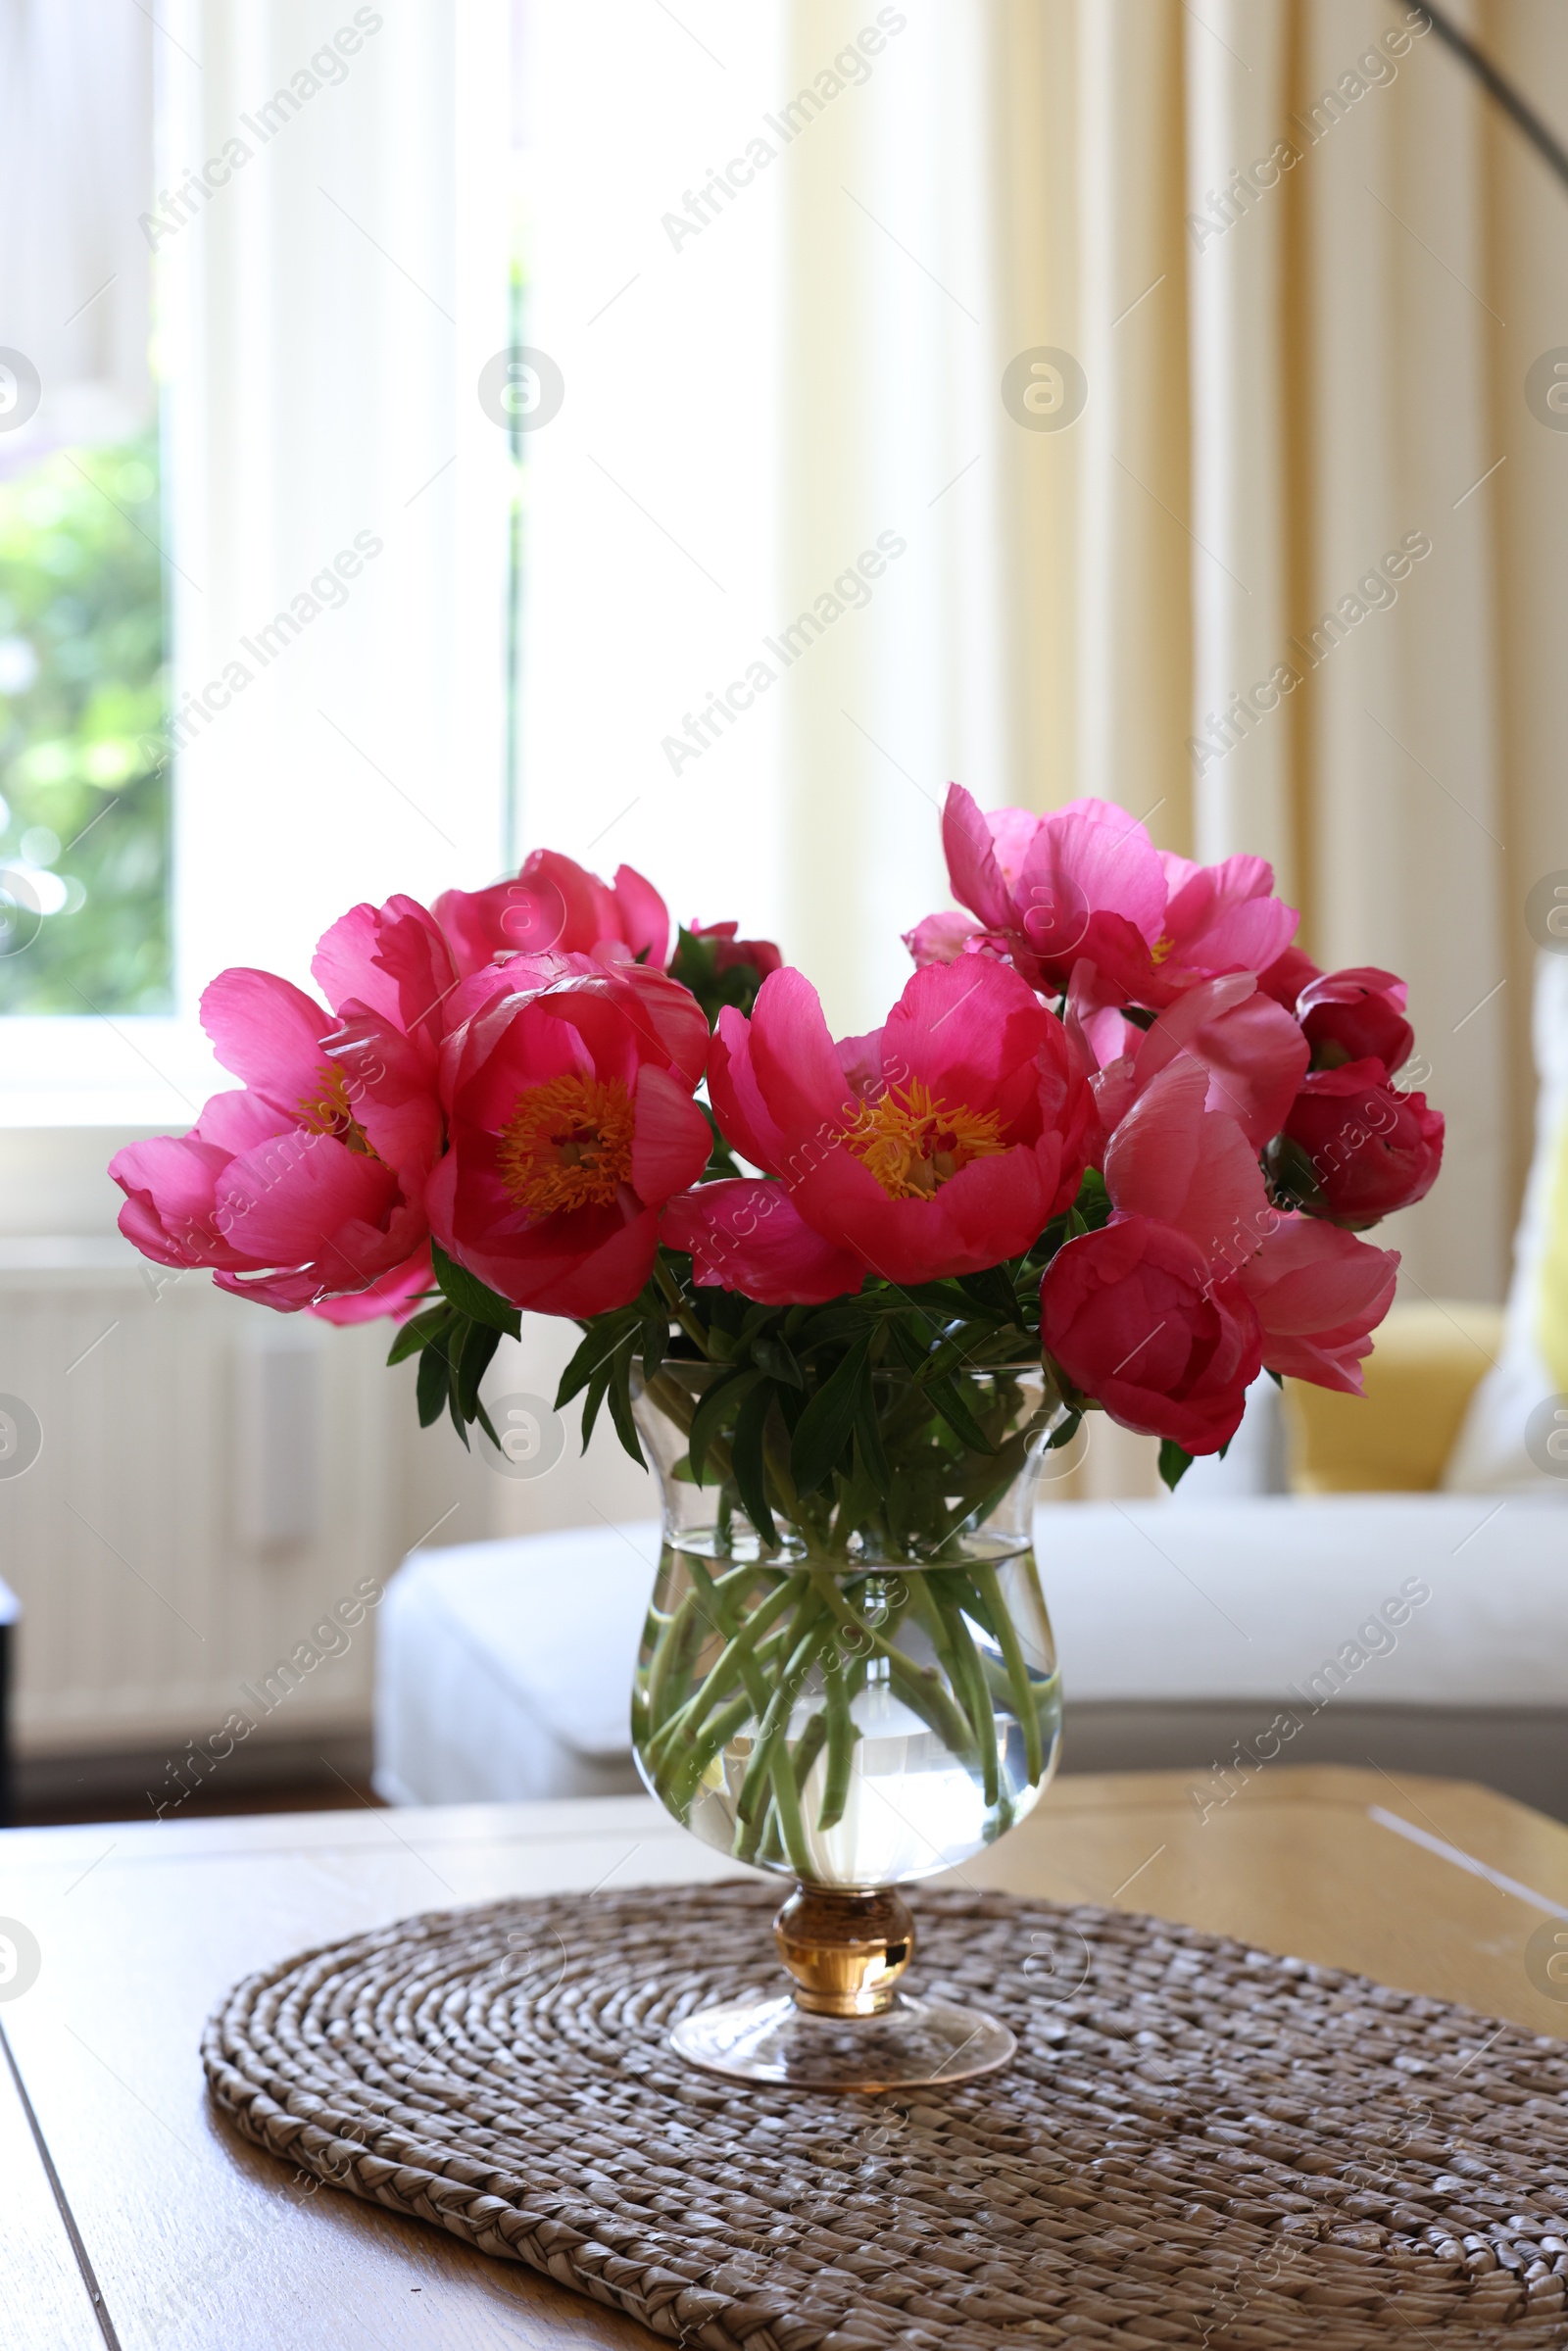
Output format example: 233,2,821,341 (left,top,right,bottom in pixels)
0,429,170,1011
